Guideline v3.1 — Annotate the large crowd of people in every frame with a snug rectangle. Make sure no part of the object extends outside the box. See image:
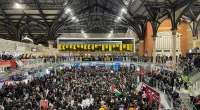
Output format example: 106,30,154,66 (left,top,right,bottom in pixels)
0,67,160,110
1,53,200,110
